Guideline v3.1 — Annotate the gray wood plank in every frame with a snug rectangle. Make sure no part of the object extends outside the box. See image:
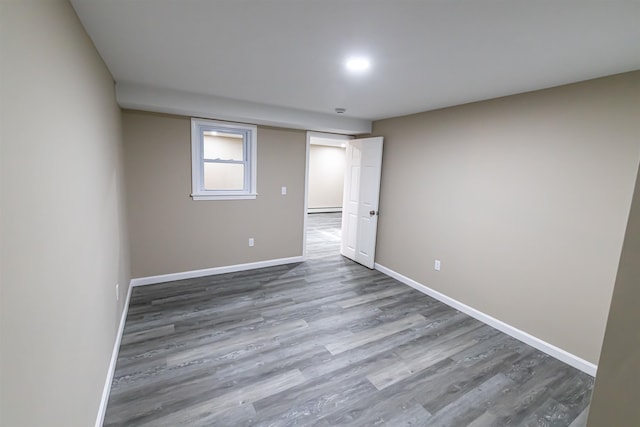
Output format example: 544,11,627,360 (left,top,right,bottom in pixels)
103,213,594,426
324,313,426,355
568,406,590,427
137,369,306,426
426,373,514,427
367,329,480,390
